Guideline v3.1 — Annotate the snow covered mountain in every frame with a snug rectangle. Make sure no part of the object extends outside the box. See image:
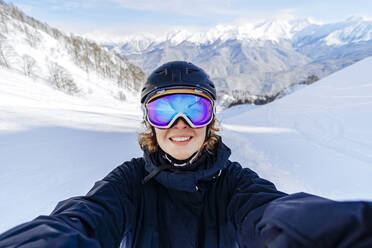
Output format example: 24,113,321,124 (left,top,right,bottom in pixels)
99,17,372,106
0,1,146,104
